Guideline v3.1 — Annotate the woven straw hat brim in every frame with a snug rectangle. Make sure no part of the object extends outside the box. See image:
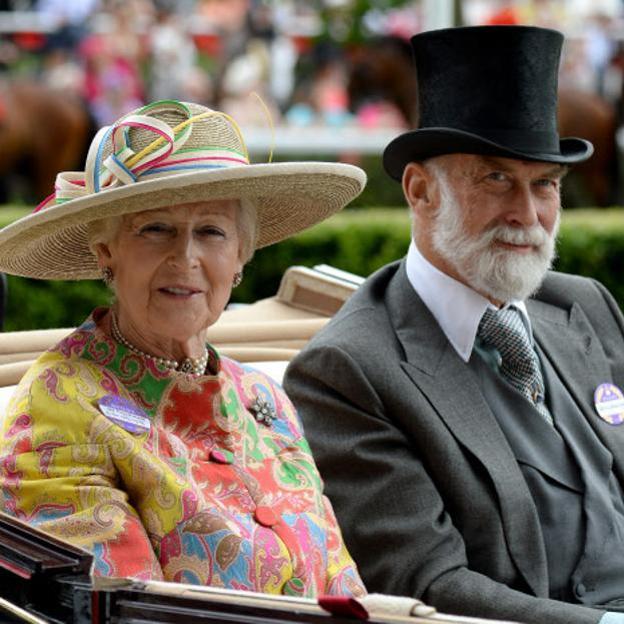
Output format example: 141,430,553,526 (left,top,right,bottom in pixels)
0,161,366,280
